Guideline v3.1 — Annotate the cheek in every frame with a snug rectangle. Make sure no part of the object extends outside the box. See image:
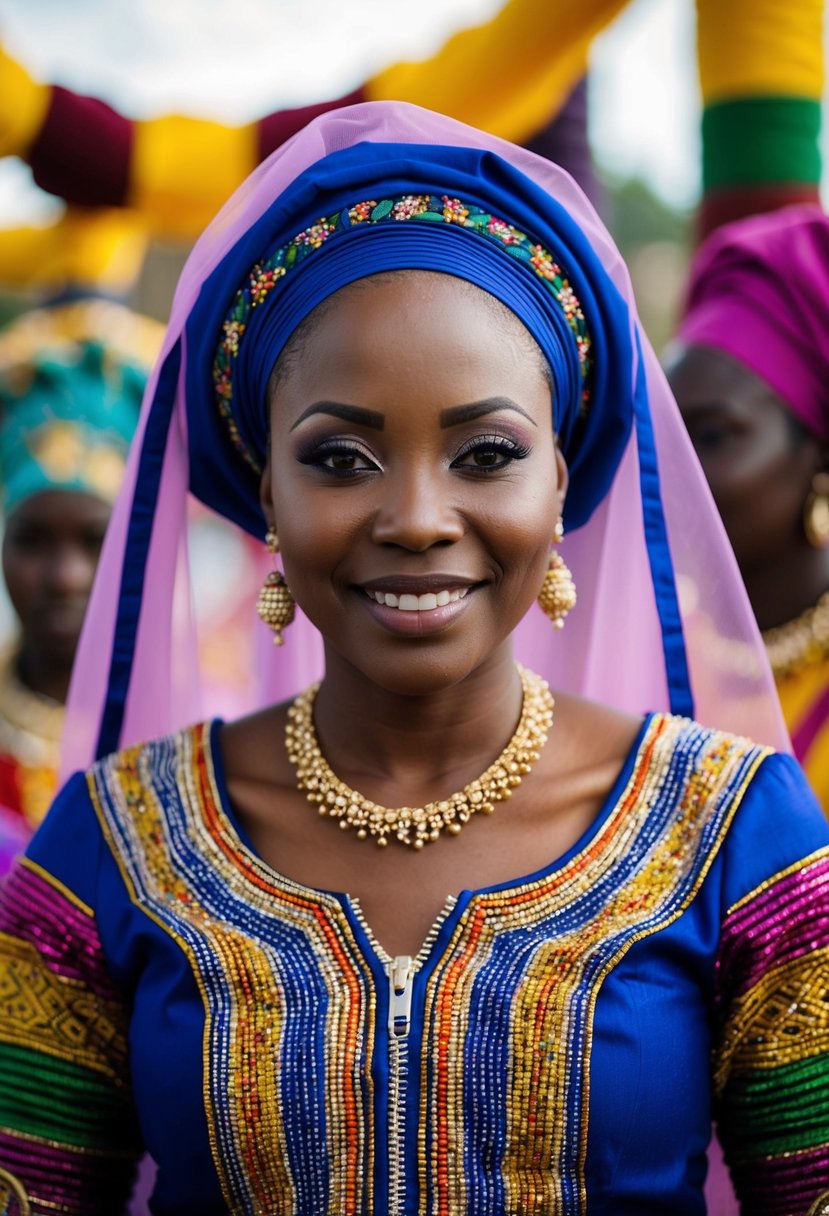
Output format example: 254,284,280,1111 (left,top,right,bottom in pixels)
476,480,559,579
271,484,360,596
1,549,40,608
715,447,802,518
